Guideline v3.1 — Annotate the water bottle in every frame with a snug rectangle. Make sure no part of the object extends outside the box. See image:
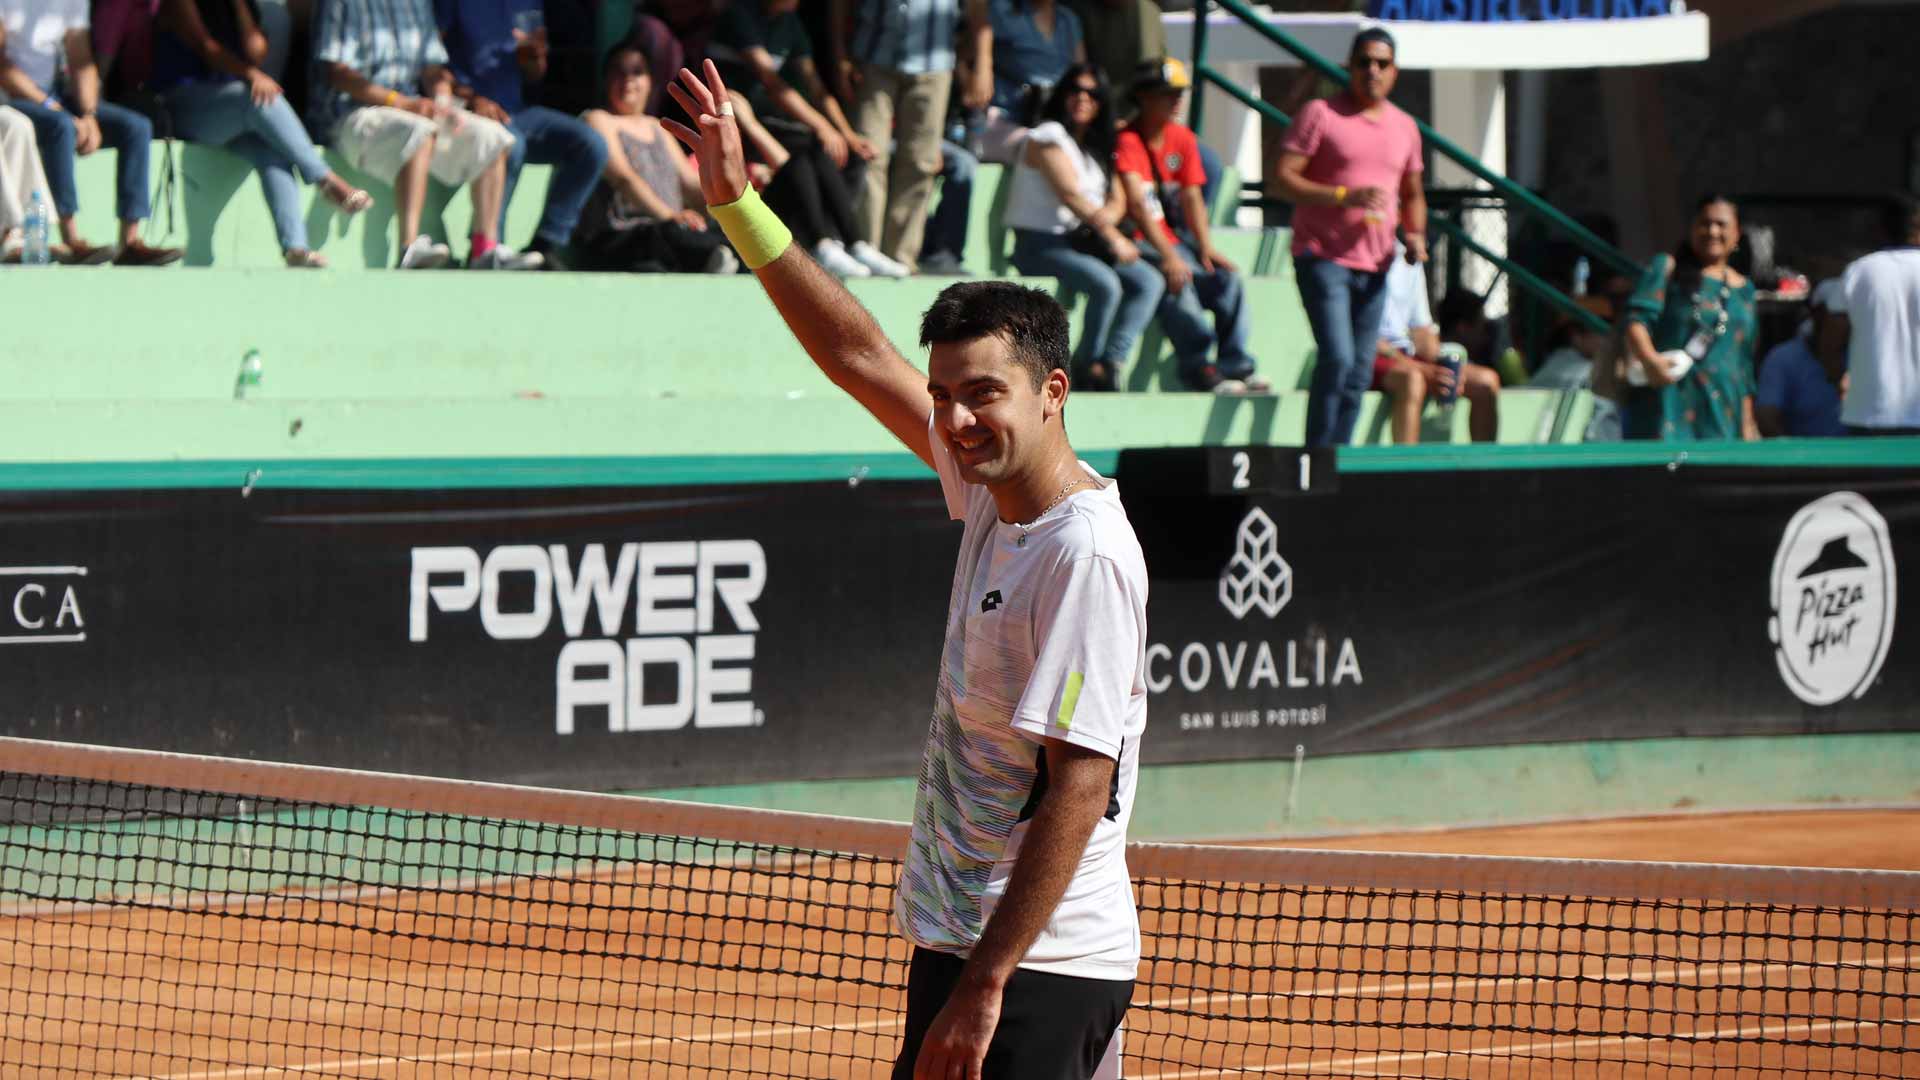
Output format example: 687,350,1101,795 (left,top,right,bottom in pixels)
234,348,264,399
1571,256,1590,298
23,190,50,266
